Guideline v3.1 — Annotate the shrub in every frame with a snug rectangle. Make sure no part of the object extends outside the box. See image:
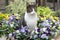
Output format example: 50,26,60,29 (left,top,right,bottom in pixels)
37,6,54,17
6,0,29,17
52,11,60,17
